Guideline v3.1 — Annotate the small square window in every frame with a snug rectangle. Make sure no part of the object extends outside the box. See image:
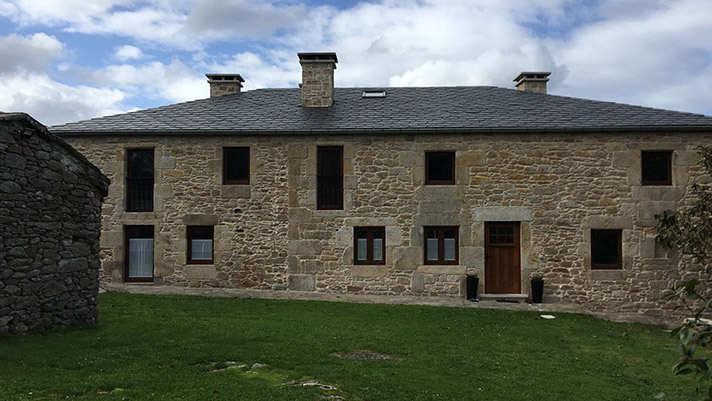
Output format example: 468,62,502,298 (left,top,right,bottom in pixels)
354,227,385,265
591,229,622,270
223,147,250,184
187,226,214,264
425,152,455,185
424,226,459,265
641,151,672,186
